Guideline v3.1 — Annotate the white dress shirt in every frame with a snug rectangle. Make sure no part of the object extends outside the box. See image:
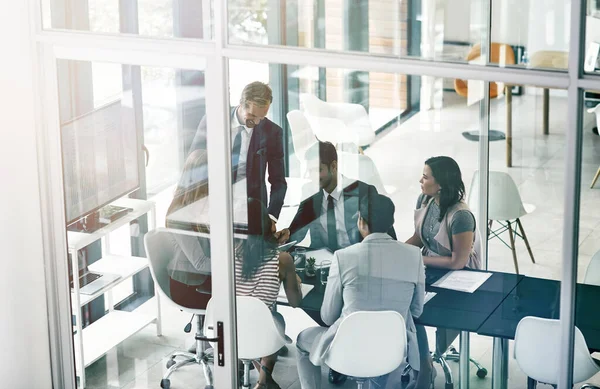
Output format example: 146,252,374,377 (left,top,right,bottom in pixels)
231,109,278,223
319,186,351,249
231,111,253,183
